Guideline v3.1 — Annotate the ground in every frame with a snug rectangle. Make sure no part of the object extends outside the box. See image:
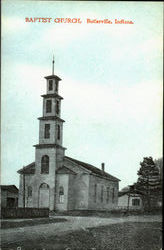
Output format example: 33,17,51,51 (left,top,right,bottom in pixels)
0,215,162,250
